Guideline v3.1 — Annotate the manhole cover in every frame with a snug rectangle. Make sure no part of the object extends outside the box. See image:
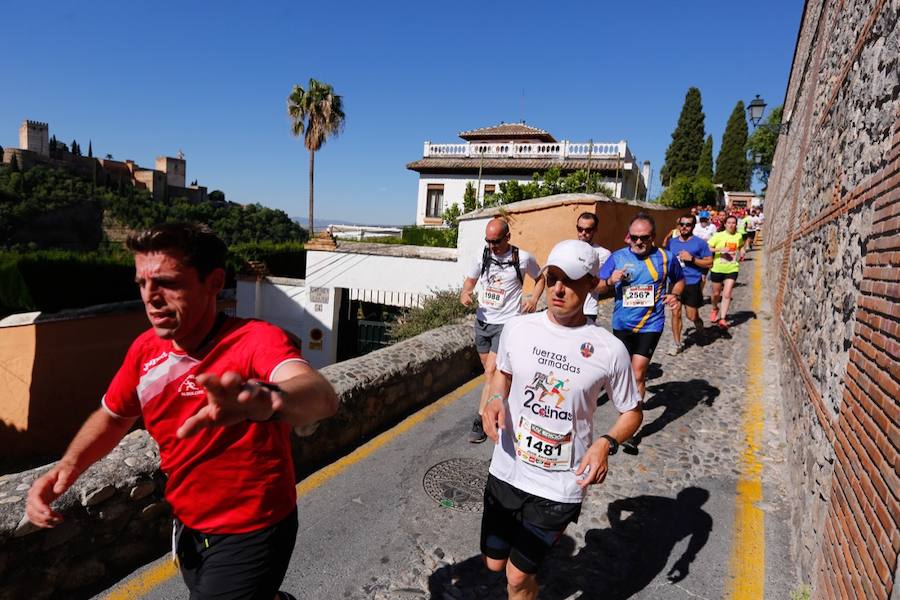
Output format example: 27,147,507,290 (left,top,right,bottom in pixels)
423,458,489,512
